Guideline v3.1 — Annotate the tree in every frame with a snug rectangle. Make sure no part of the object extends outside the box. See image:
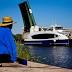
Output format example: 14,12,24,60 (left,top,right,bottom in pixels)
13,34,24,43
